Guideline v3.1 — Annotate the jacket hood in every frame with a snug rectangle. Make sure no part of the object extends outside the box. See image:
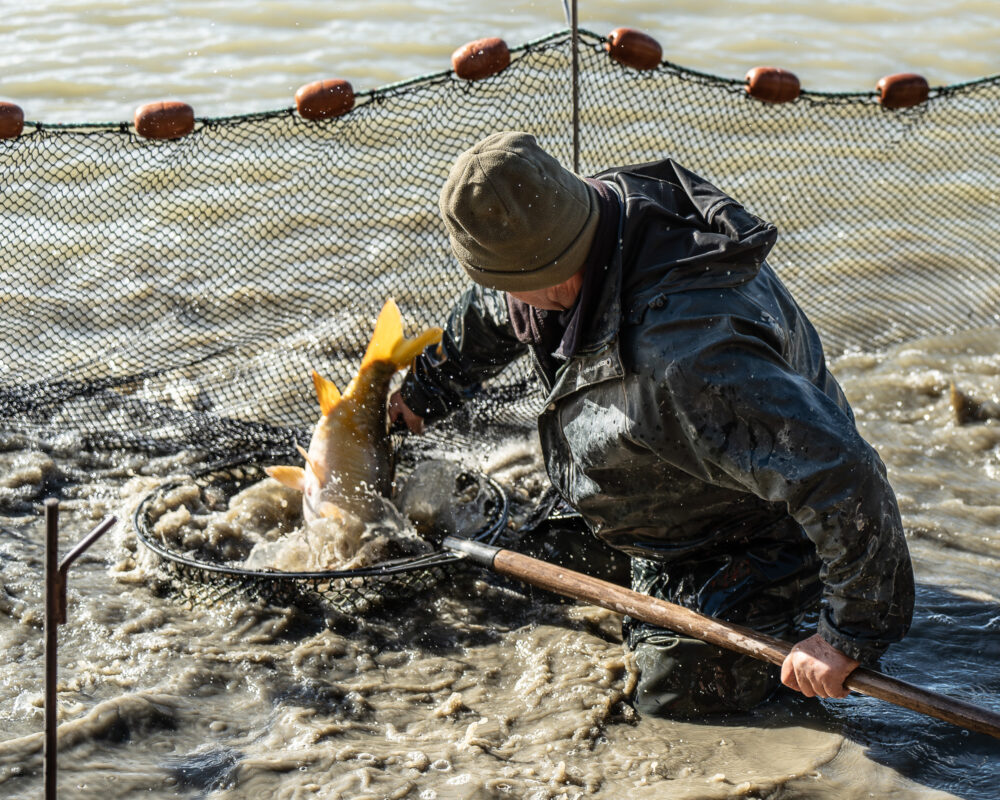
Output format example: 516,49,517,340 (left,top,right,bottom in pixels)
596,159,778,316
